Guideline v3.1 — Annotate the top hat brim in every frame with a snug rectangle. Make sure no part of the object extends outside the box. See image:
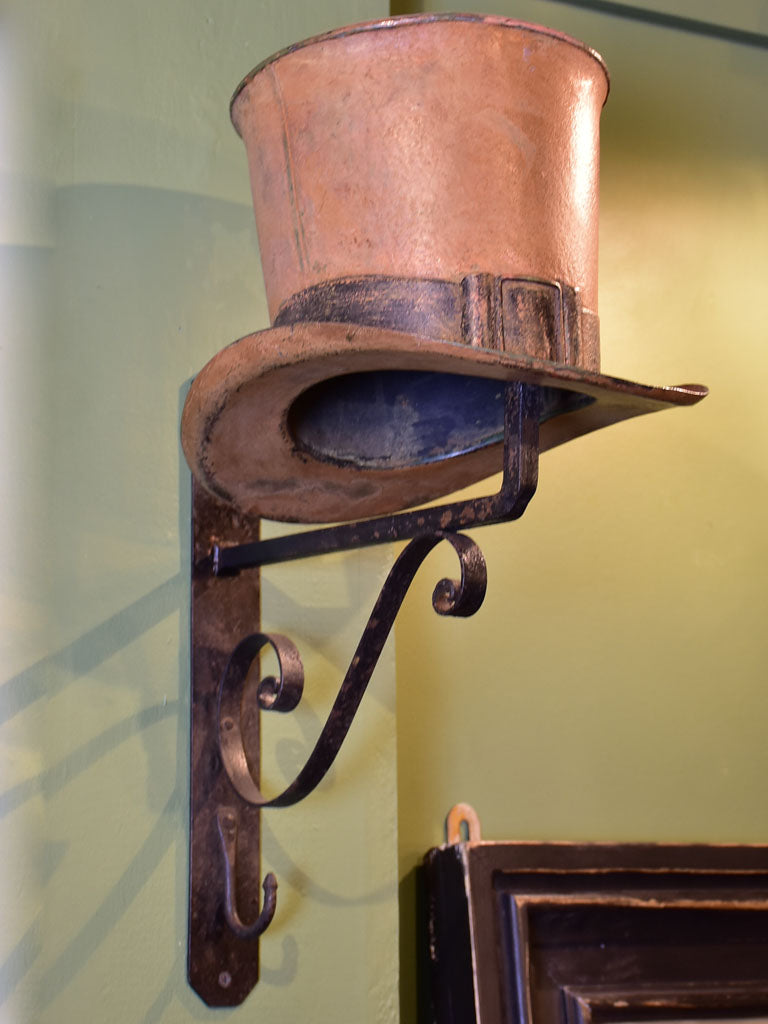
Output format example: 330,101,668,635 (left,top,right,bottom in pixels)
181,321,707,524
